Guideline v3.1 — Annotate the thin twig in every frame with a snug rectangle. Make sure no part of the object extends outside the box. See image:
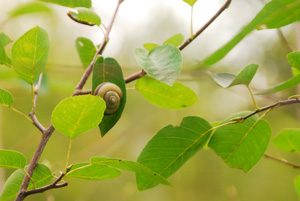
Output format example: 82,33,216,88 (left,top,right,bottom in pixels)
237,98,300,121
124,0,232,84
15,1,124,200
74,0,123,95
264,154,300,168
277,29,294,52
30,74,46,132
24,174,68,197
